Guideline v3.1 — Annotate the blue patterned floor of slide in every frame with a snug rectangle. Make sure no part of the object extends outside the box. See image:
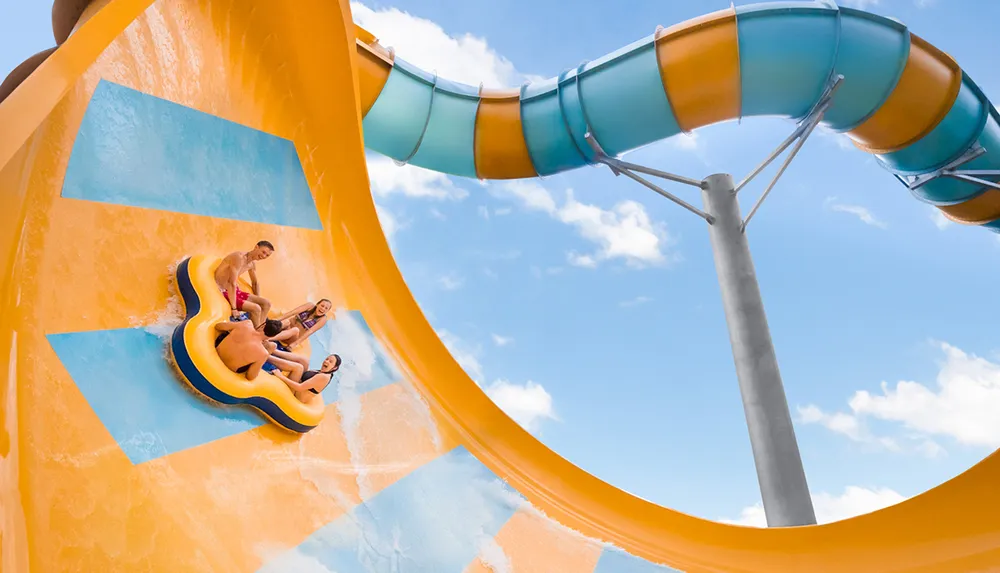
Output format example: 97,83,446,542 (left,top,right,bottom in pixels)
594,547,684,573
48,311,397,464
258,446,523,572
61,79,322,229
